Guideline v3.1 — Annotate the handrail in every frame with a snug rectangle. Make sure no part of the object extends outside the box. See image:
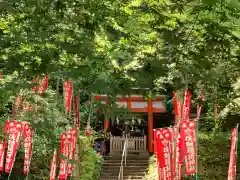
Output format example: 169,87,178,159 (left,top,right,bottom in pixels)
118,135,128,180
